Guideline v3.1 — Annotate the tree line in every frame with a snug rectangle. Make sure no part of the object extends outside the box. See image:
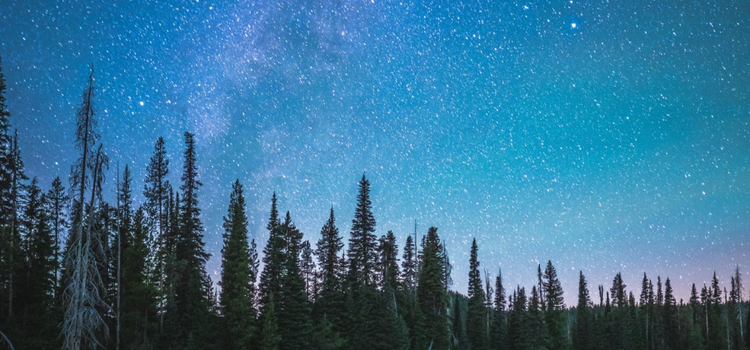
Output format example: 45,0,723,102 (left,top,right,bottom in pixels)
0,64,748,350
